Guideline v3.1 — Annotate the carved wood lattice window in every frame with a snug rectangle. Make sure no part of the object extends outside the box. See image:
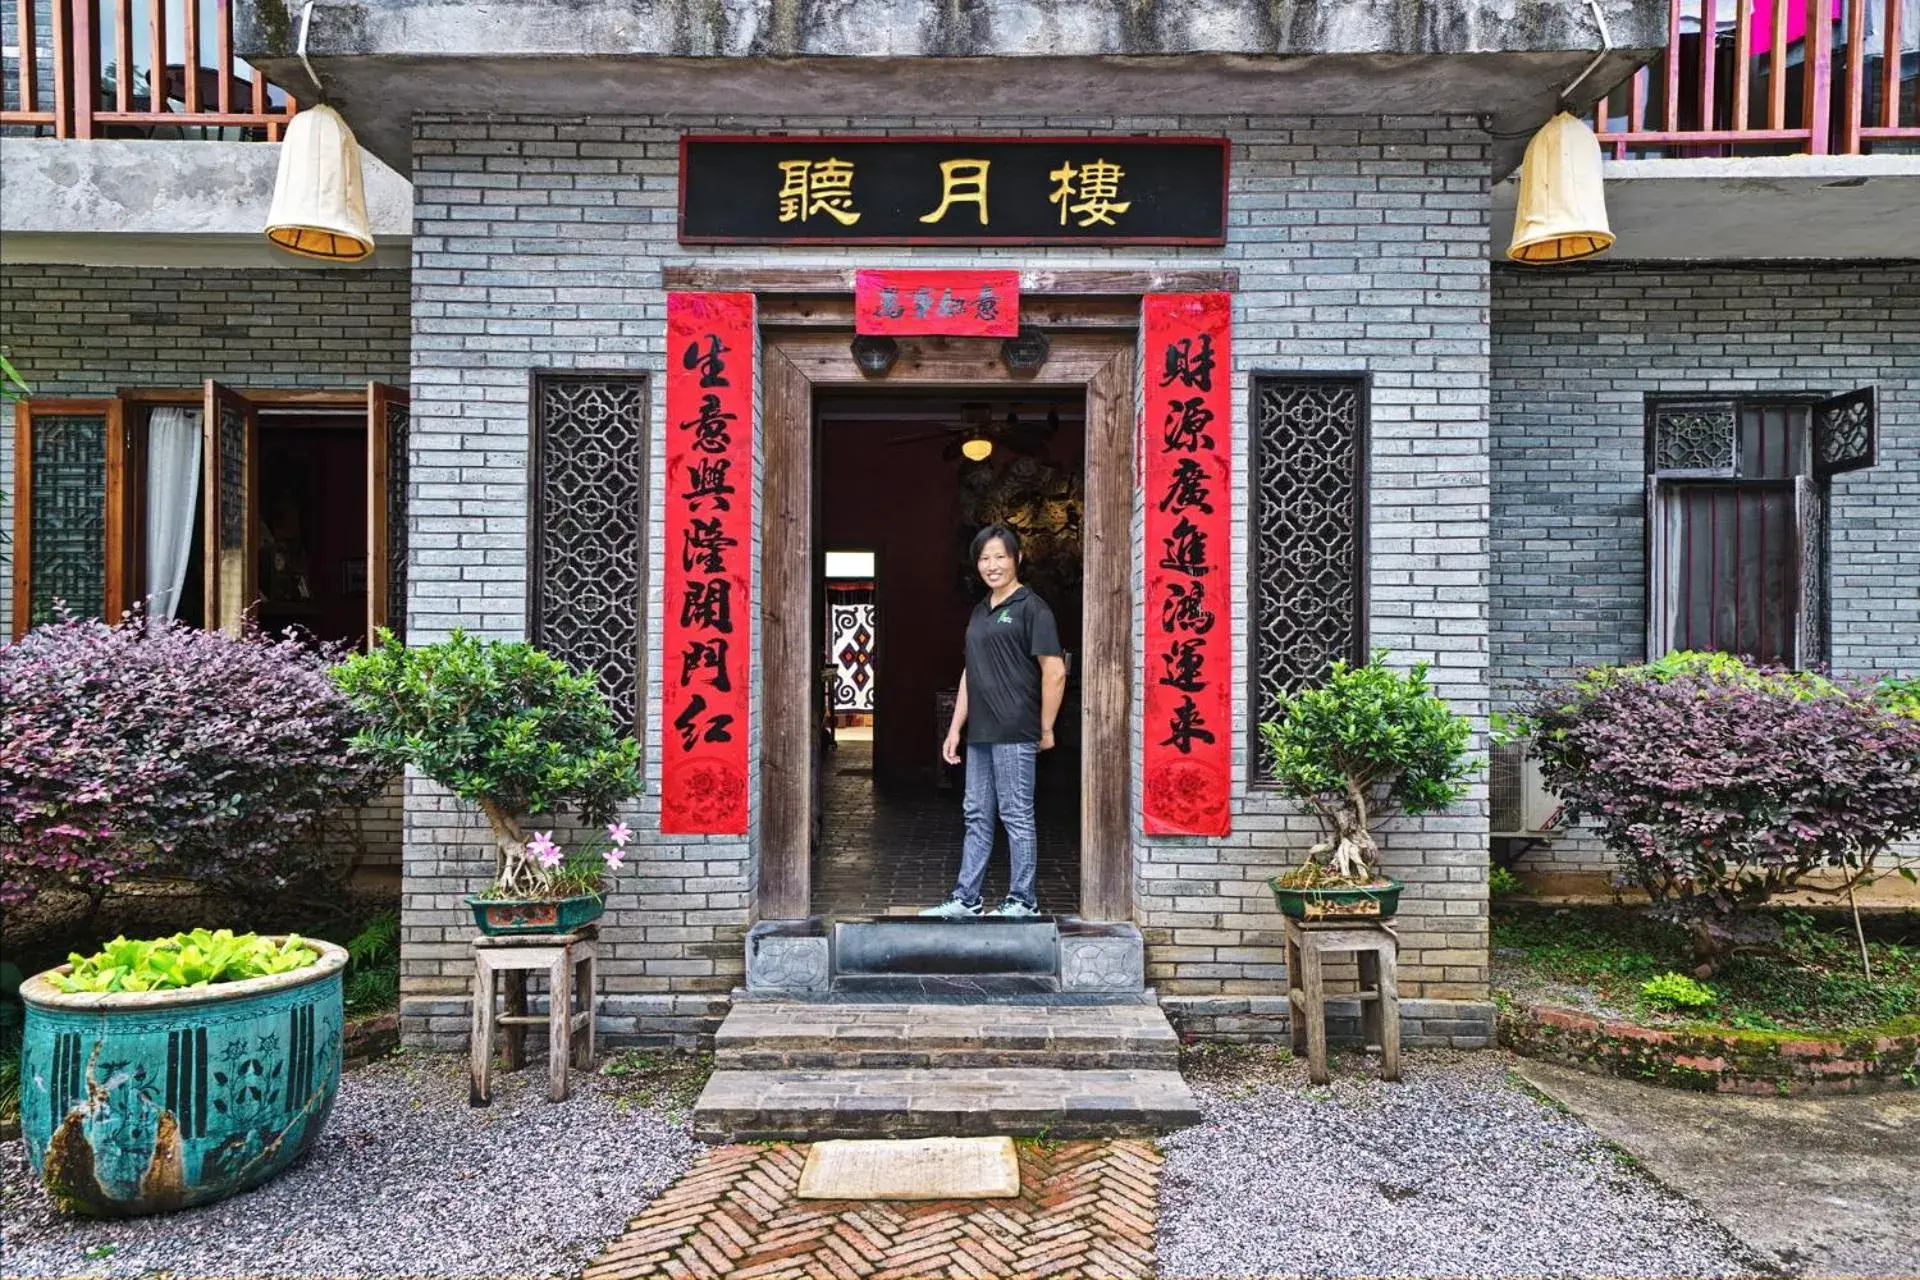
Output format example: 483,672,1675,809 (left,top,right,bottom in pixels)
384,396,410,639
27,414,108,626
532,375,647,731
1250,376,1367,781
